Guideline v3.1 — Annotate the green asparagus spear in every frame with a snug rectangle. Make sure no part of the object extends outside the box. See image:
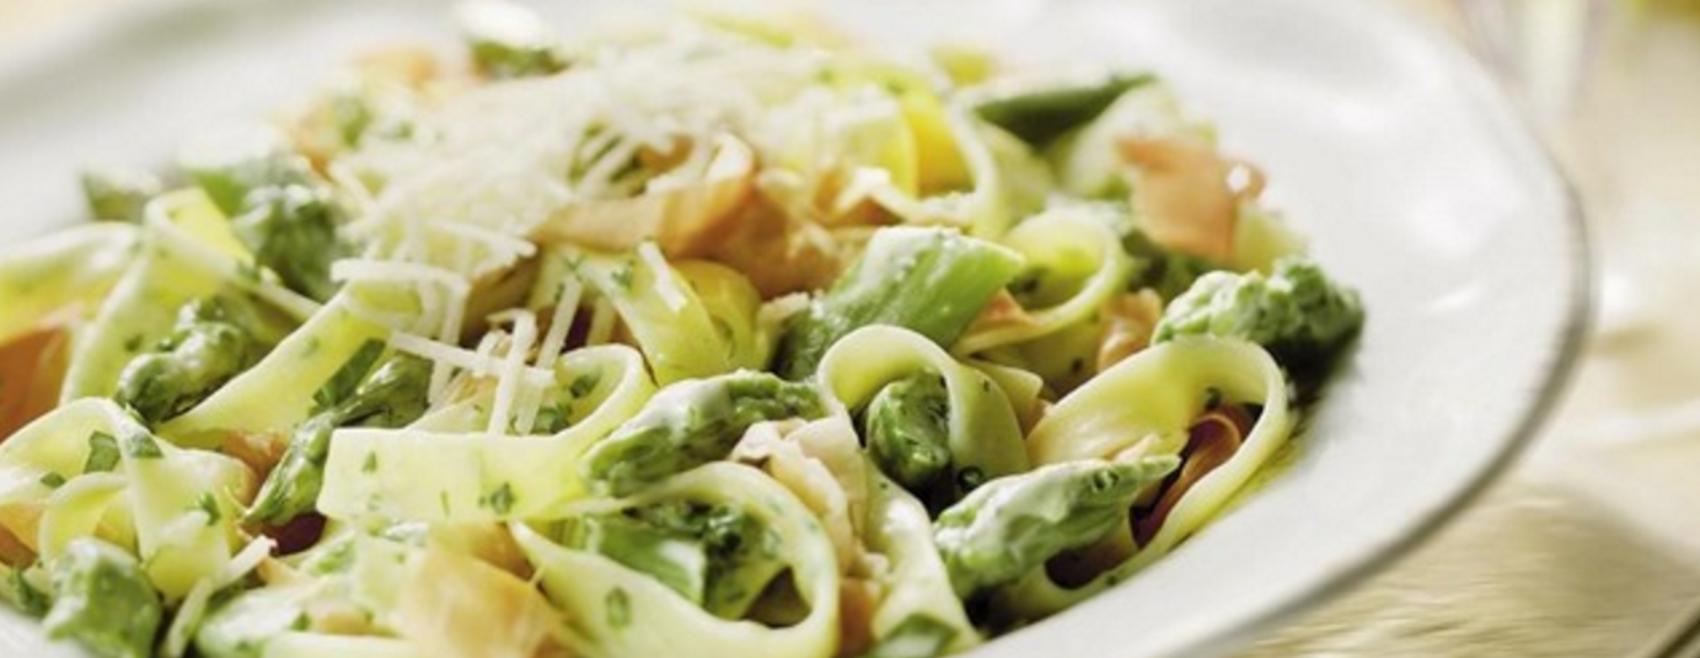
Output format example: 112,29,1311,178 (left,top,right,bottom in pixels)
865,373,953,492
562,501,785,619
933,458,1177,598
246,344,430,526
42,539,163,658
582,371,826,496
180,133,314,216
334,352,432,428
231,185,343,302
461,0,568,79
180,132,346,301
244,415,338,527
1122,227,1220,301
1153,257,1364,367
79,167,162,224
775,227,1024,380
115,299,260,424
470,34,566,79
975,74,1155,147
